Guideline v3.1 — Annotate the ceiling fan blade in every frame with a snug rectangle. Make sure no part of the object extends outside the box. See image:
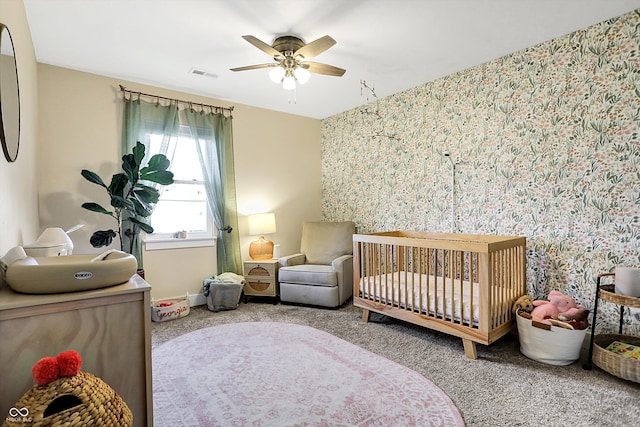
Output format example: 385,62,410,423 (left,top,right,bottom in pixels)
303,62,346,77
294,35,336,59
241,35,282,58
230,63,275,72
